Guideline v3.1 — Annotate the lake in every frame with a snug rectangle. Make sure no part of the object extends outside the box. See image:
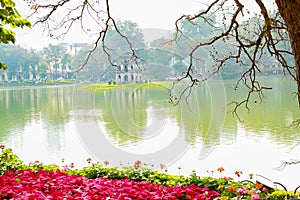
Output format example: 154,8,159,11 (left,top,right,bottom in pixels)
0,78,300,190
